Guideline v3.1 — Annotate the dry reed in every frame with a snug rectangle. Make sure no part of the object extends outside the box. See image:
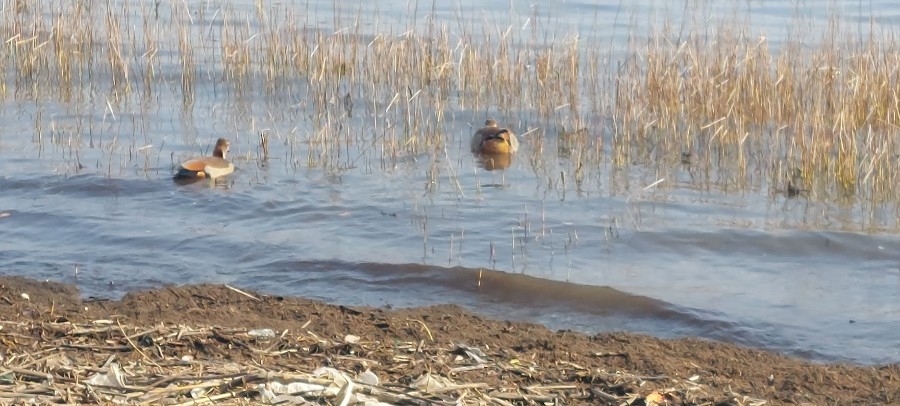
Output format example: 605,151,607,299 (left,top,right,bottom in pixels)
1,1,899,226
